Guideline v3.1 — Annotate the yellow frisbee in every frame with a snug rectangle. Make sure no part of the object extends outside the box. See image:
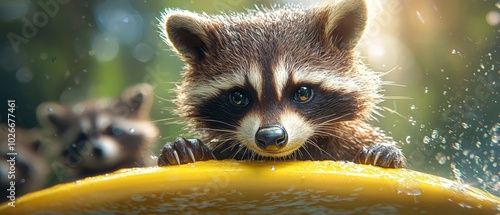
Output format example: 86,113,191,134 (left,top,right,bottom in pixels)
1,160,499,214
